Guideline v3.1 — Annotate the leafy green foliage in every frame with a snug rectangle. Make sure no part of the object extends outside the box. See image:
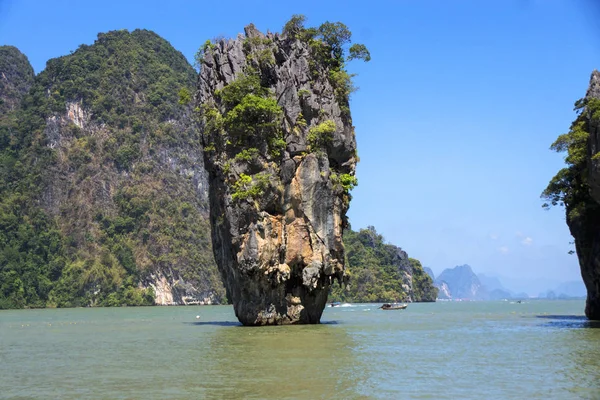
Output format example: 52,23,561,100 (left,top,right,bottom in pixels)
542,98,600,222
281,15,370,102
204,71,284,158
234,148,259,162
224,94,282,139
317,21,352,61
329,226,437,303
0,46,35,115
409,258,438,302
282,14,307,38
307,120,336,150
194,39,215,69
0,30,226,309
178,87,192,105
216,73,268,109
231,172,271,202
281,15,369,119
348,44,371,62
542,95,600,262
339,173,358,192
0,205,65,309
